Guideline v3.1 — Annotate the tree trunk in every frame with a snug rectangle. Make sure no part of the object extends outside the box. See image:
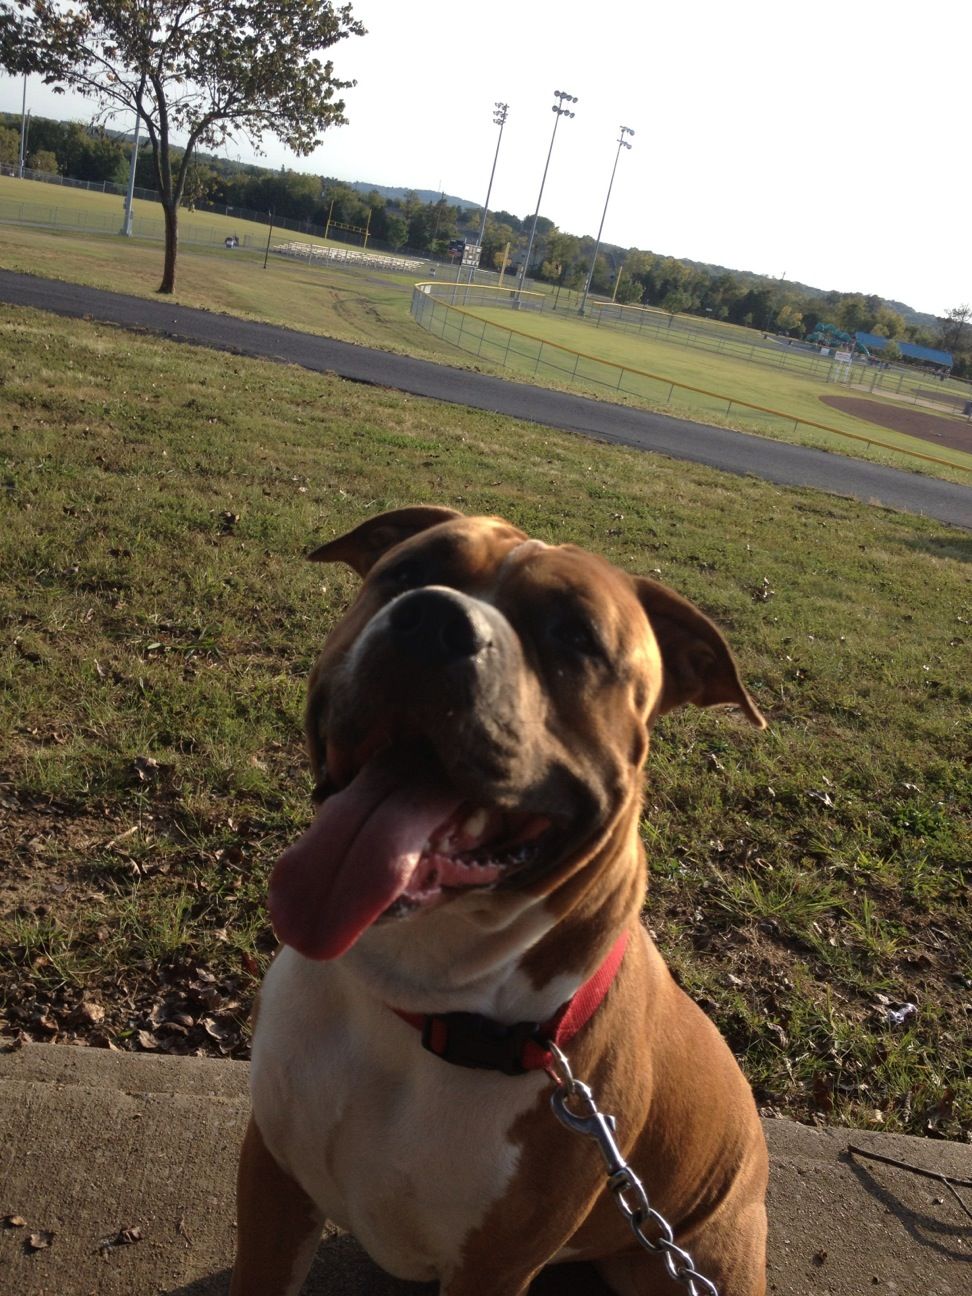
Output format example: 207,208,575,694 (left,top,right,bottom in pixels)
158,201,178,294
